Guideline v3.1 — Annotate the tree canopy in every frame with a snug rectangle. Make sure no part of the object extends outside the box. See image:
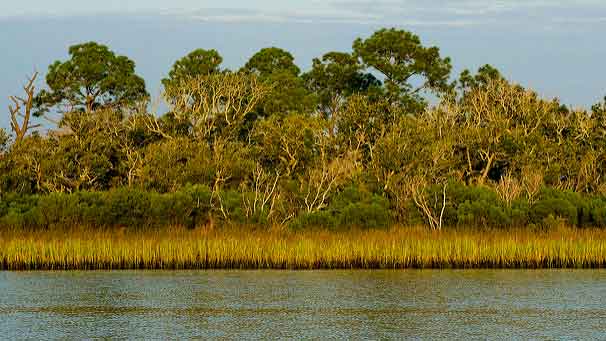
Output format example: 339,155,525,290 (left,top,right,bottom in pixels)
162,48,223,89
592,96,606,116
458,64,503,92
36,42,148,114
241,47,300,77
0,128,8,153
241,47,313,117
303,51,380,117
353,28,452,110
2,28,605,231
